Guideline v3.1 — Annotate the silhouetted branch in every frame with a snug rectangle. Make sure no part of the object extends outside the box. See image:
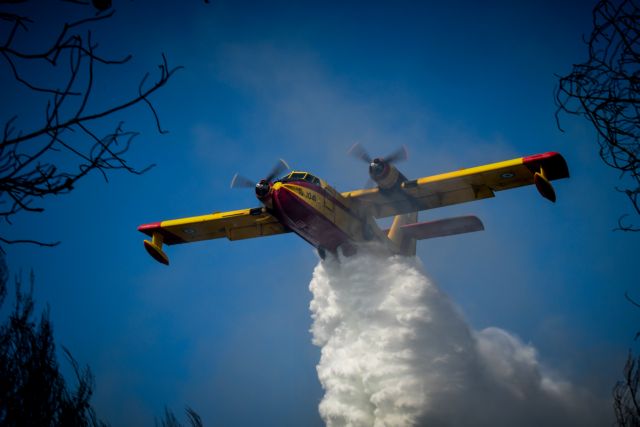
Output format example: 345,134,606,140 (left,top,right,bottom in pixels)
555,0,640,231
0,237,60,251
613,290,640,426
185,407,203,427
0,1,181,246
157,406,204,427
625,292,640,309
614,352,640,426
